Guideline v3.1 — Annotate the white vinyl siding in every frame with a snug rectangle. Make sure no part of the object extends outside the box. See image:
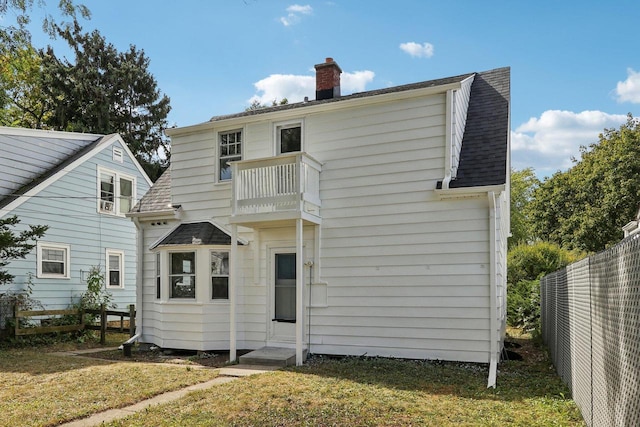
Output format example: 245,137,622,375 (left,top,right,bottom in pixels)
150,88,500,361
